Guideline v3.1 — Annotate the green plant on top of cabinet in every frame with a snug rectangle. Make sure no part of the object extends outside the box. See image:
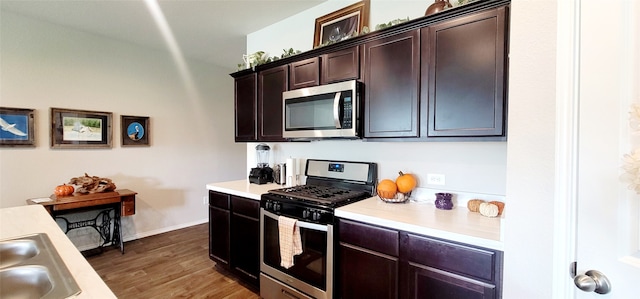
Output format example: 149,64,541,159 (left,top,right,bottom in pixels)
422,6,508,139
362,29,421,138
